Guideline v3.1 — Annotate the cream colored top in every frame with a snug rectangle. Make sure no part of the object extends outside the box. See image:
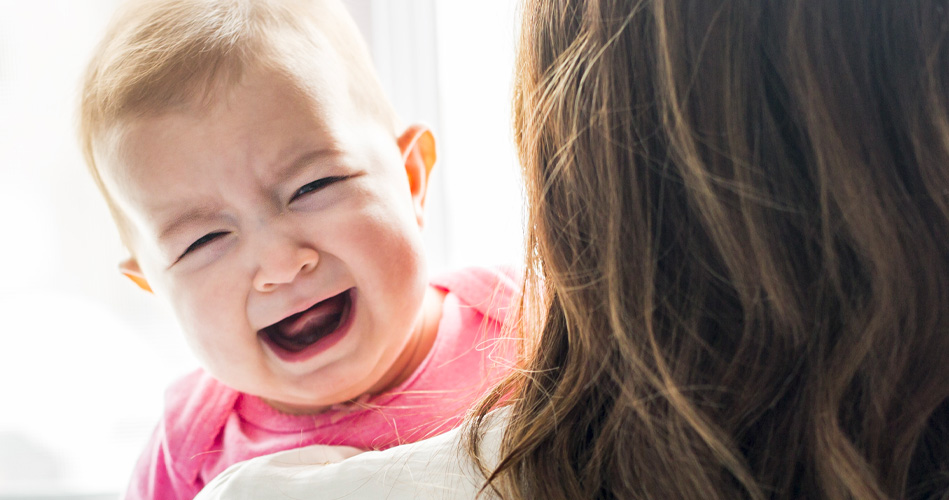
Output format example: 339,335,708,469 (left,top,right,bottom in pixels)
194,409,509,500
